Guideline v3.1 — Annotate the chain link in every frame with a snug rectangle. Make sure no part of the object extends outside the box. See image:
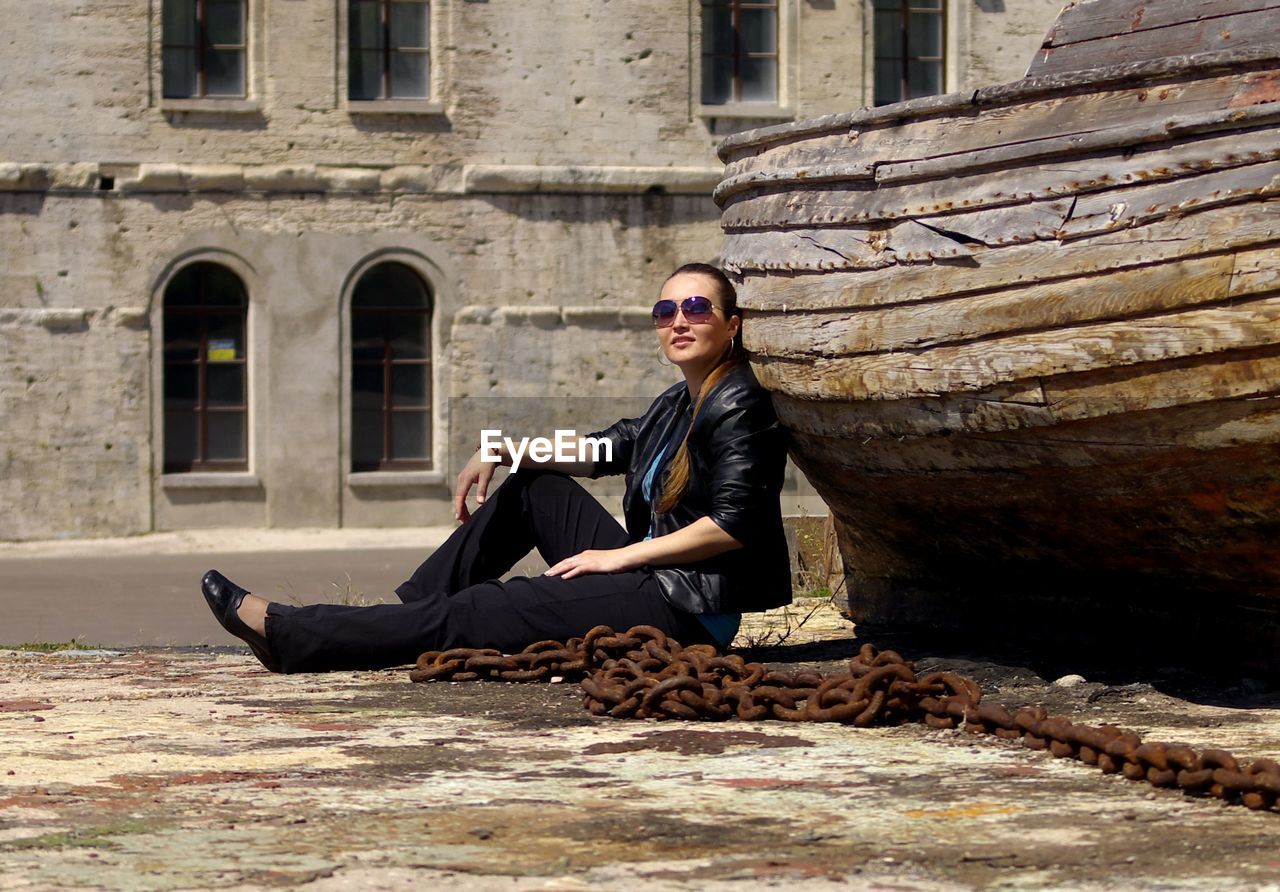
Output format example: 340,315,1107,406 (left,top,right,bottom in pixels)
410,624,1280,812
